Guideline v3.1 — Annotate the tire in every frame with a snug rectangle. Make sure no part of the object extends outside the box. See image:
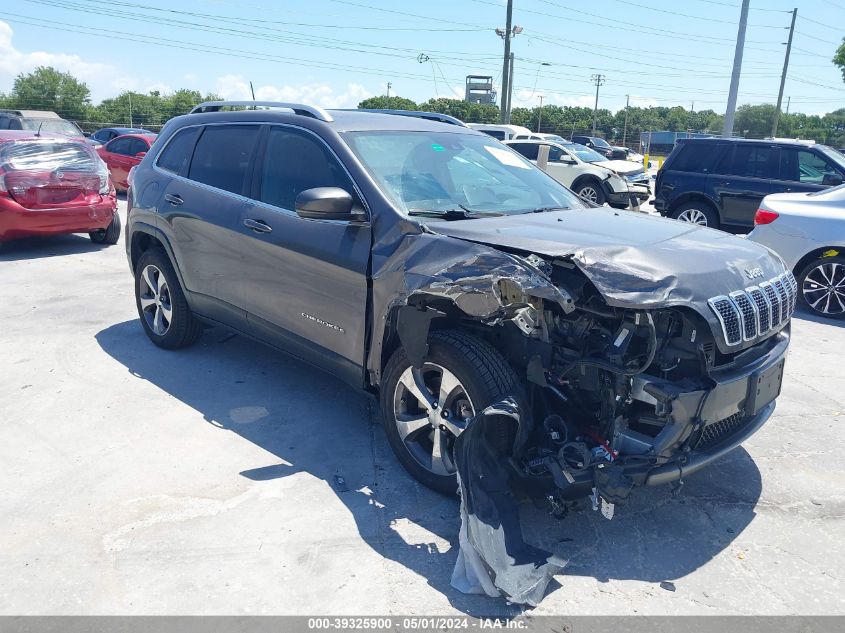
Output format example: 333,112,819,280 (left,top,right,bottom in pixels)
669,201,719,229
796,255,845,320
134,248,203,349
89,212,121,245
380,329,523,495
575,179,606,205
